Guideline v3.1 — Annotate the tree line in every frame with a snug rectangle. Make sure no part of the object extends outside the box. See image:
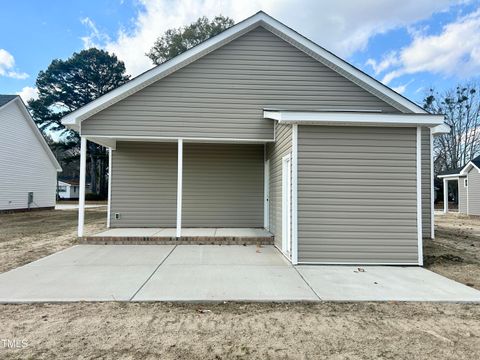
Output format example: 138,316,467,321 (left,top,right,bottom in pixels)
29,15,479,199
